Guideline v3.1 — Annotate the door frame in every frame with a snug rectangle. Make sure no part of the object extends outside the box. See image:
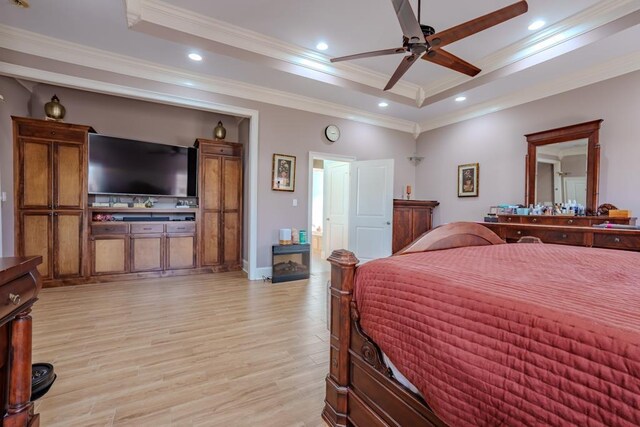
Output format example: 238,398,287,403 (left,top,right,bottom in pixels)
307,152,355,259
